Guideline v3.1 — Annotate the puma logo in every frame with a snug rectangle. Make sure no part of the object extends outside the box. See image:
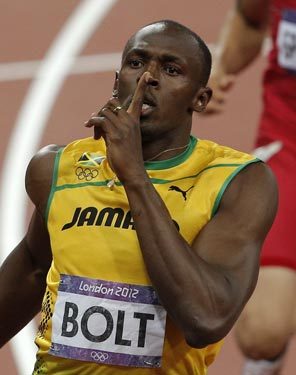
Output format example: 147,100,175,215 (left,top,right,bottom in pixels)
168,185,194,201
